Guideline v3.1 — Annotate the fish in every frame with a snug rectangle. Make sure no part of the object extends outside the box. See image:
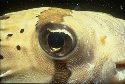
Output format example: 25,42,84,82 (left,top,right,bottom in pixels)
0,7,125,83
